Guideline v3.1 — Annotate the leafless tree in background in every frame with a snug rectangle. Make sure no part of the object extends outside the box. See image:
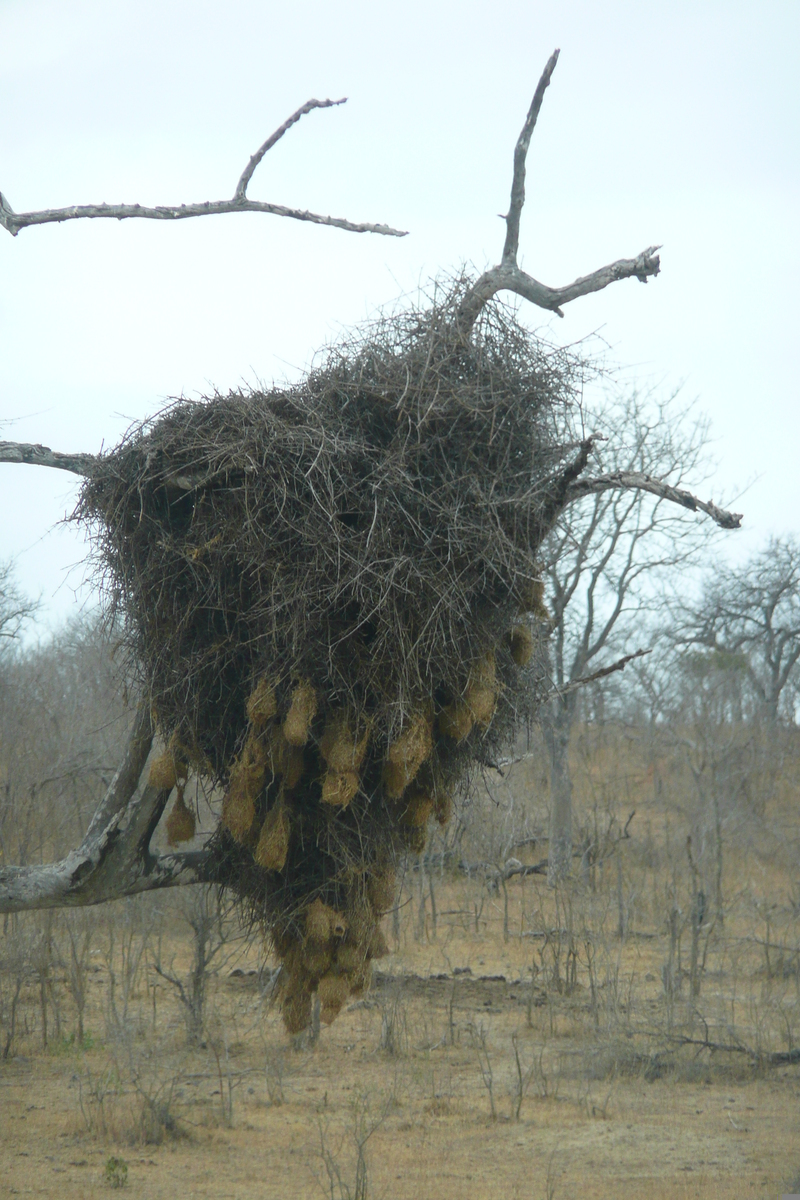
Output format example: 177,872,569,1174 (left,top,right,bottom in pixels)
0,560,37,649
678,536,800,727
541,390,720,884
0,617,132,871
